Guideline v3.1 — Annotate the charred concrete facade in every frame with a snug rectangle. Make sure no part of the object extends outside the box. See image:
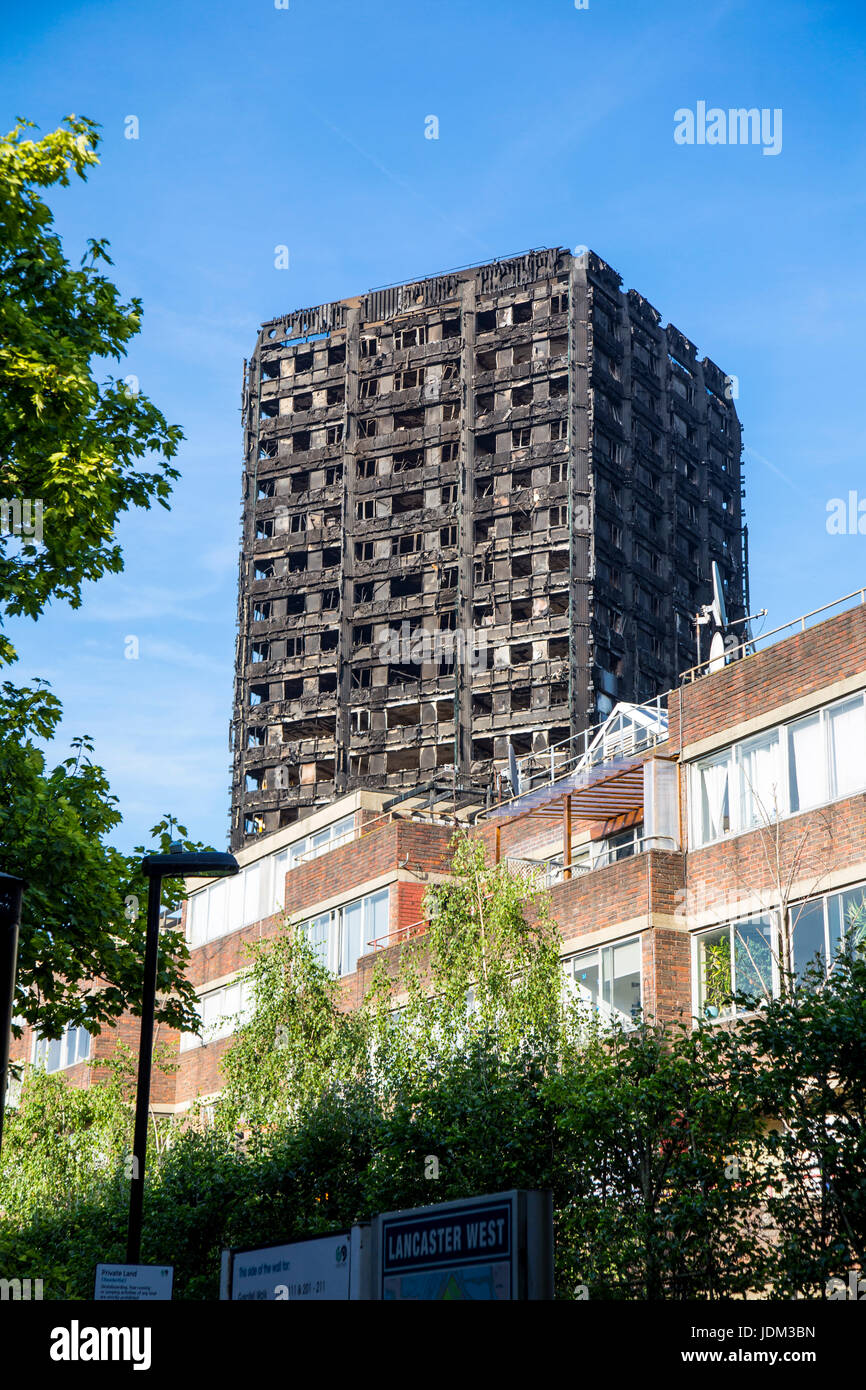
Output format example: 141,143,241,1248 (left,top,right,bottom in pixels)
231,248,746,849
